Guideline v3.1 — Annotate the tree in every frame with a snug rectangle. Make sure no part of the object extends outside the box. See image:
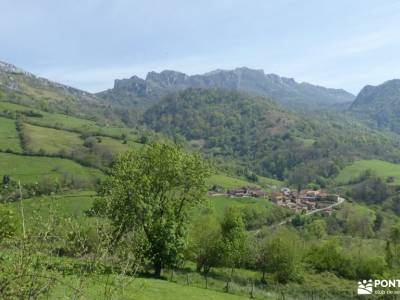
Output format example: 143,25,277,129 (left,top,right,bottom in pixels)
220,207,246,291
221,207,246,268
306,238,354,279
99,143,210,276
188,212,223,275
305,219,327,239
386,225,400,269
261,228,302,283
